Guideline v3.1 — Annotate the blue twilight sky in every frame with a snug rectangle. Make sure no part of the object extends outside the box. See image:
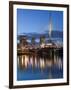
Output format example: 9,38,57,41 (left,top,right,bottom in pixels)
17,9,63,35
